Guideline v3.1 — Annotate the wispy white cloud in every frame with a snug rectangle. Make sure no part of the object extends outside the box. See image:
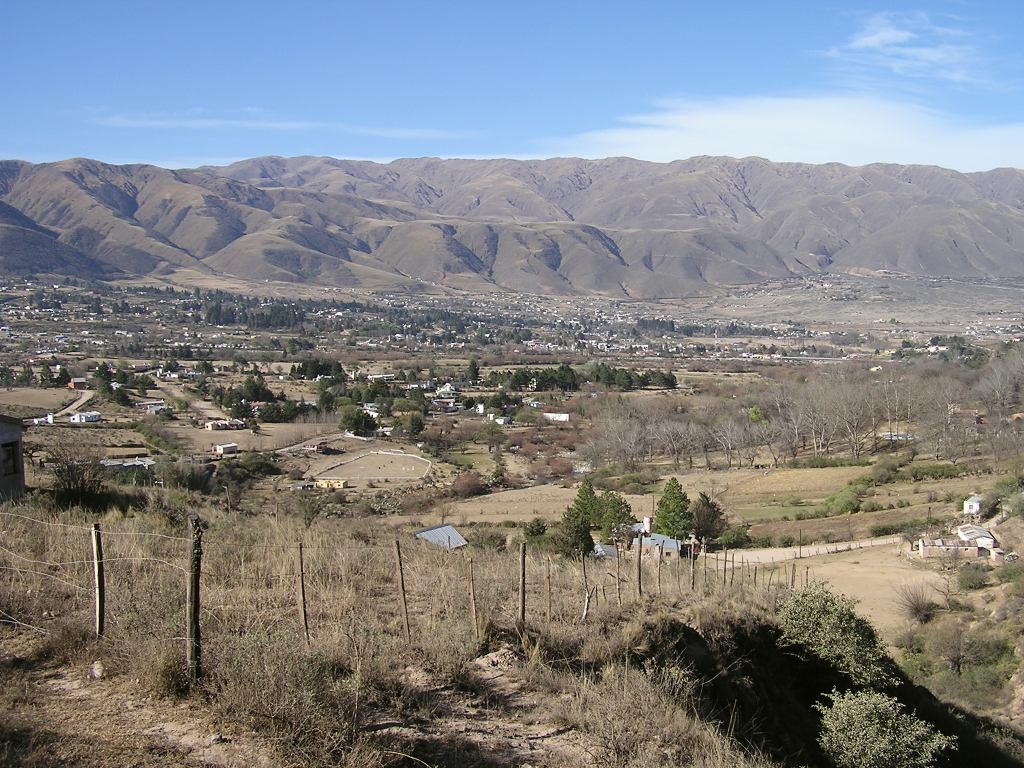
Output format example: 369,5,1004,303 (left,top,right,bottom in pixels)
541,95,1024,171
828,11,984,84
91,111,477,141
